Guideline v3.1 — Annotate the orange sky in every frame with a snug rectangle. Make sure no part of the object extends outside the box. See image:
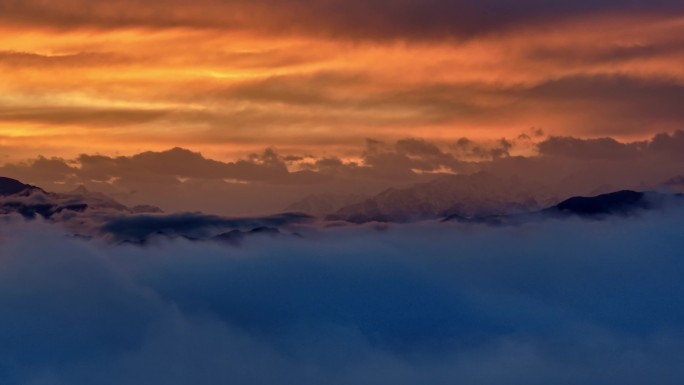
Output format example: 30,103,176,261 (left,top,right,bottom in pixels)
1,1,683,162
